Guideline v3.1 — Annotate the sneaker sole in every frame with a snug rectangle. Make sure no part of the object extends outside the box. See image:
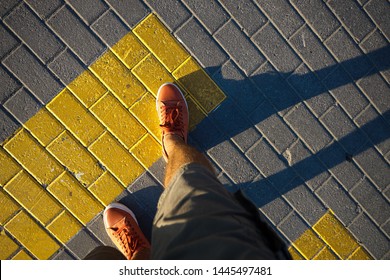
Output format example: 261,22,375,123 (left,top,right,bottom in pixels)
103,202,138,229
